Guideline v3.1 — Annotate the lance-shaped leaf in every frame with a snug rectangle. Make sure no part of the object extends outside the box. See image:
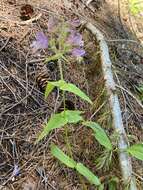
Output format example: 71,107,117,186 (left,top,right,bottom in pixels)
76,163,101,186
63,110,83,123
126,143,143,161
44,53,63,63
36,110,83,142
45,80,92,104
36,113,67,142
51,144,76,168
83,121,112,150
45,82,55,98
45,80,64,98
51,145,101,186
